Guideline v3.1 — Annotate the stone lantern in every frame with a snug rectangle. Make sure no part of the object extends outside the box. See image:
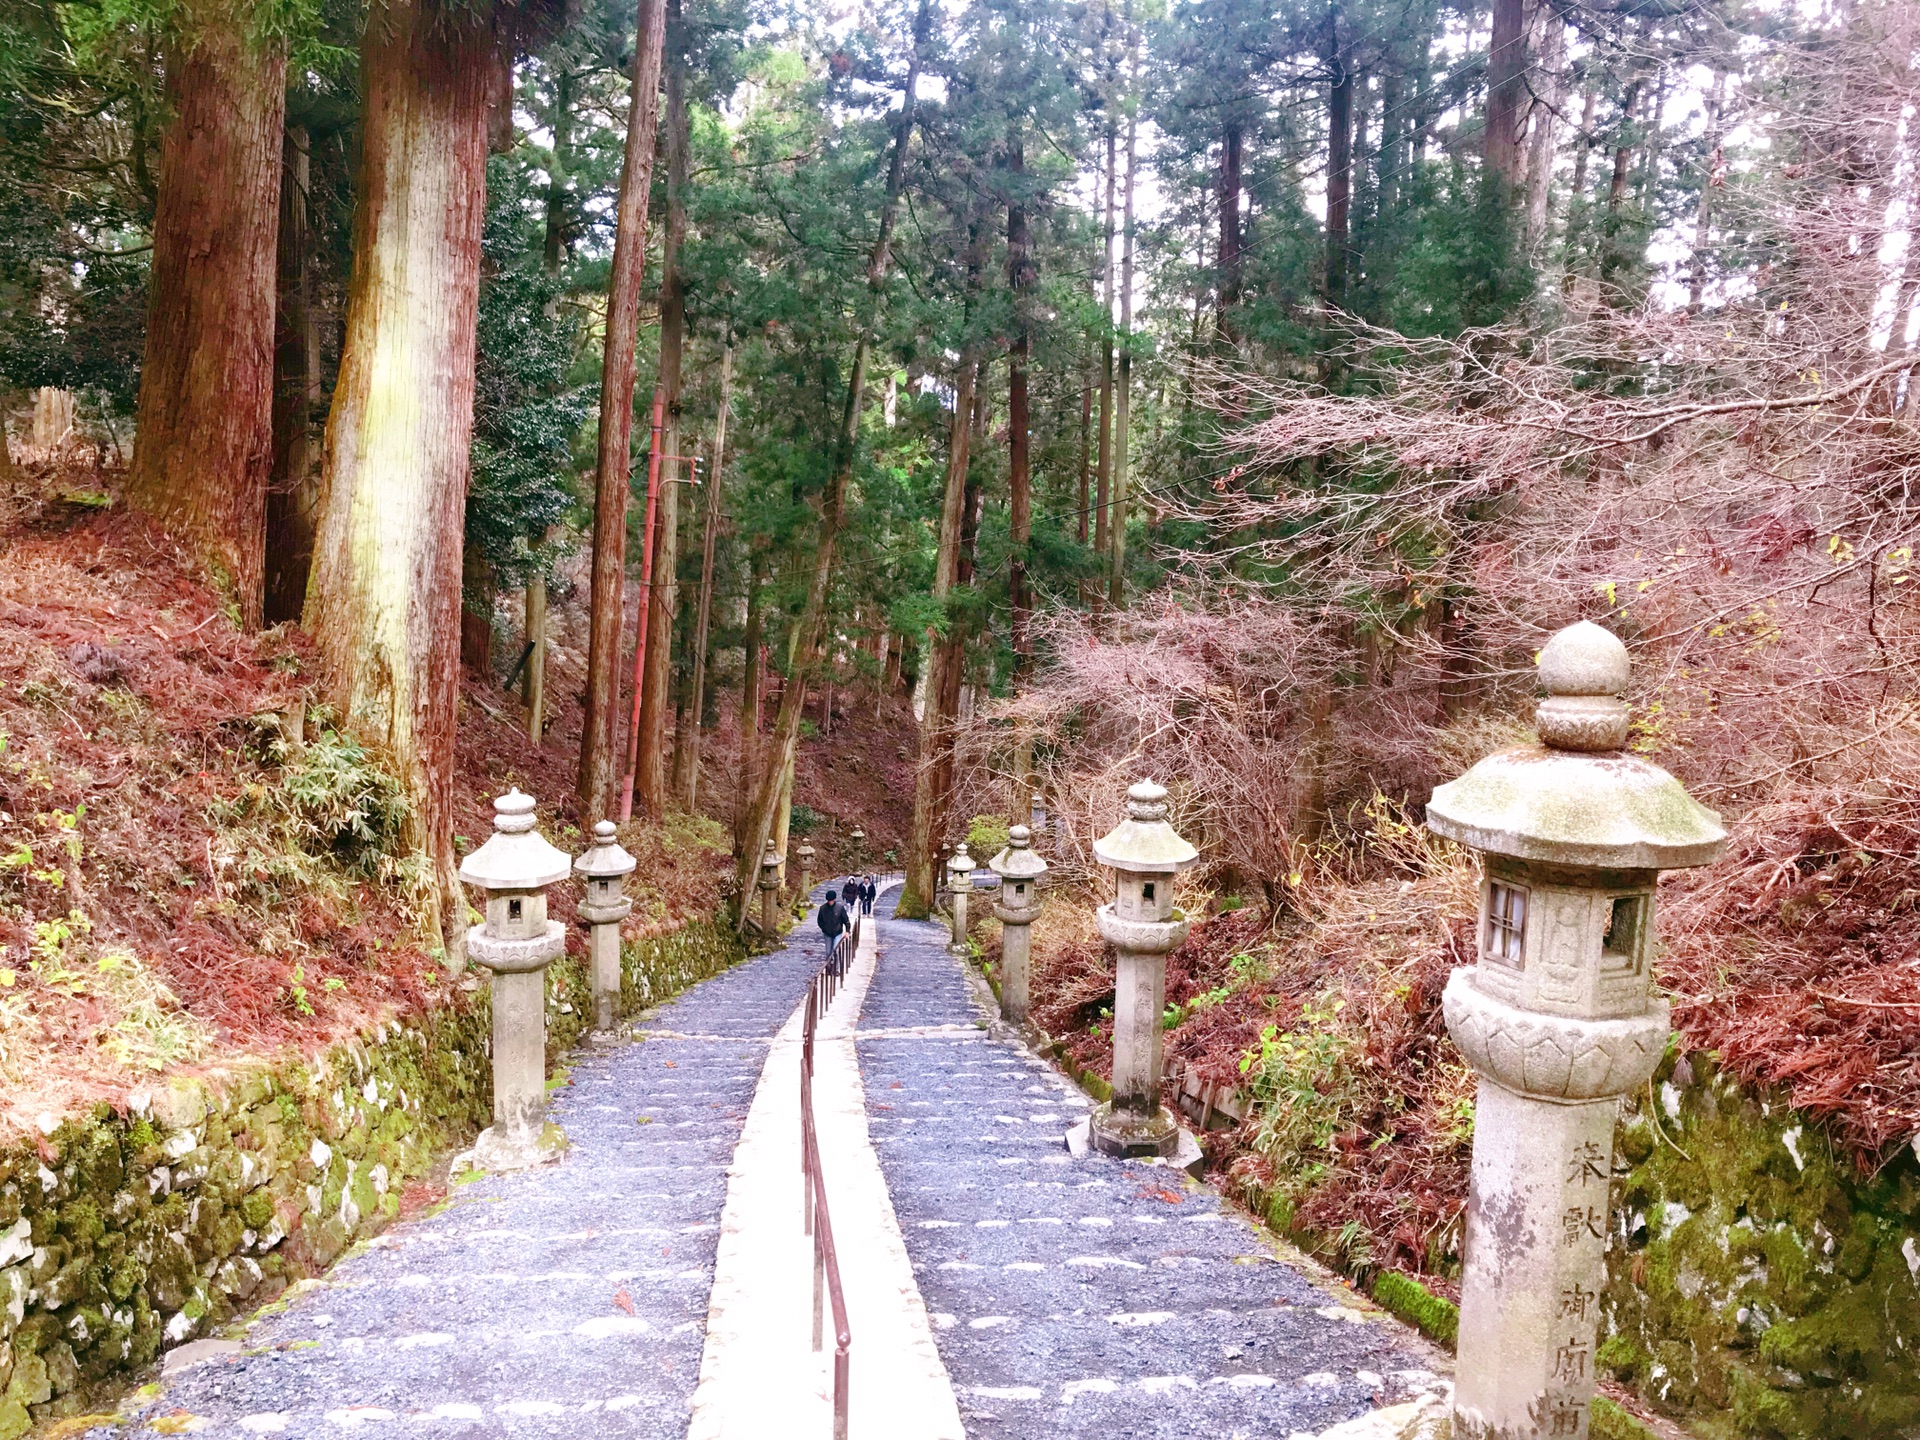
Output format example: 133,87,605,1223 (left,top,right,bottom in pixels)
574,820,635,1035
850,827,867,862
989,826,1047,1025
1089,779,1197,1159
796,841,815,905
460,790,572,1171
758,840,783,937
1427,621,1725,1440
945,842,974,956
